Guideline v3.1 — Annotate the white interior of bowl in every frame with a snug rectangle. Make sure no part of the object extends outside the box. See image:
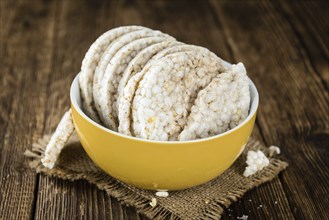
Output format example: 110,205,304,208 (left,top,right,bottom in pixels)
70,72,259,144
